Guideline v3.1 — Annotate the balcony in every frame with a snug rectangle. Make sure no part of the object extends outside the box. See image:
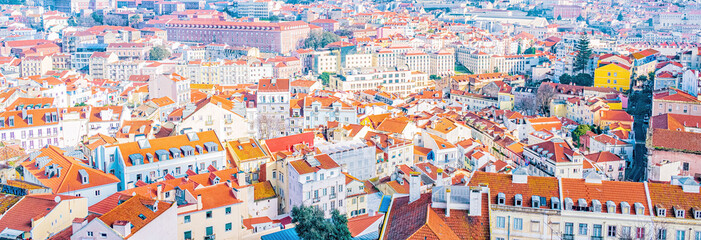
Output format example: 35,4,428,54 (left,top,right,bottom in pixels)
205,120,213,126
329,194,336,200
591,236,603,240
563,234,574,240
313,198,320,203
204,234,215,240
